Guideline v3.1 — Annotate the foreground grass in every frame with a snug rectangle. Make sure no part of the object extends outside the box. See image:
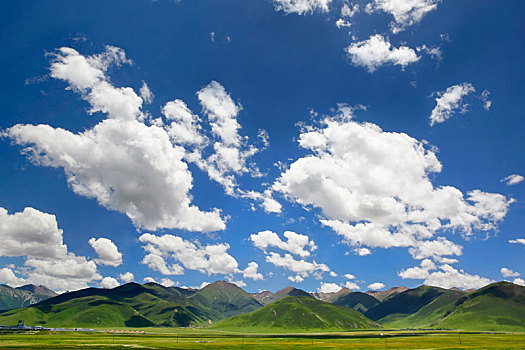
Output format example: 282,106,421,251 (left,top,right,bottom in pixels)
0,328,524,349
